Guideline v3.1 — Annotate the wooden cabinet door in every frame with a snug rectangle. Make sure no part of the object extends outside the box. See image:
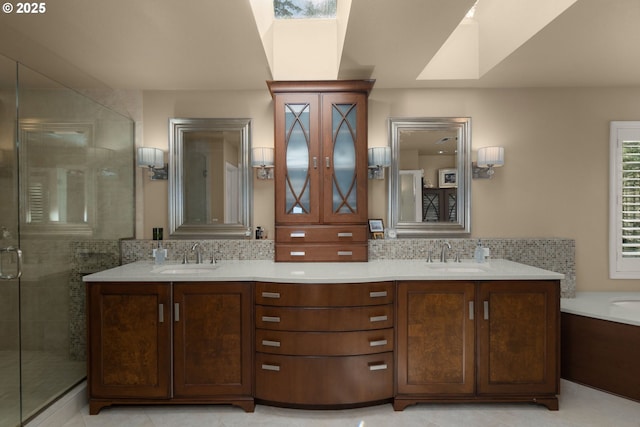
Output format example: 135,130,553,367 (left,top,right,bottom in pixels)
476,281,559,396
173,282,252,397
274,93,321,224
88,282,171,399
321,92,368,224
396,281,475,395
